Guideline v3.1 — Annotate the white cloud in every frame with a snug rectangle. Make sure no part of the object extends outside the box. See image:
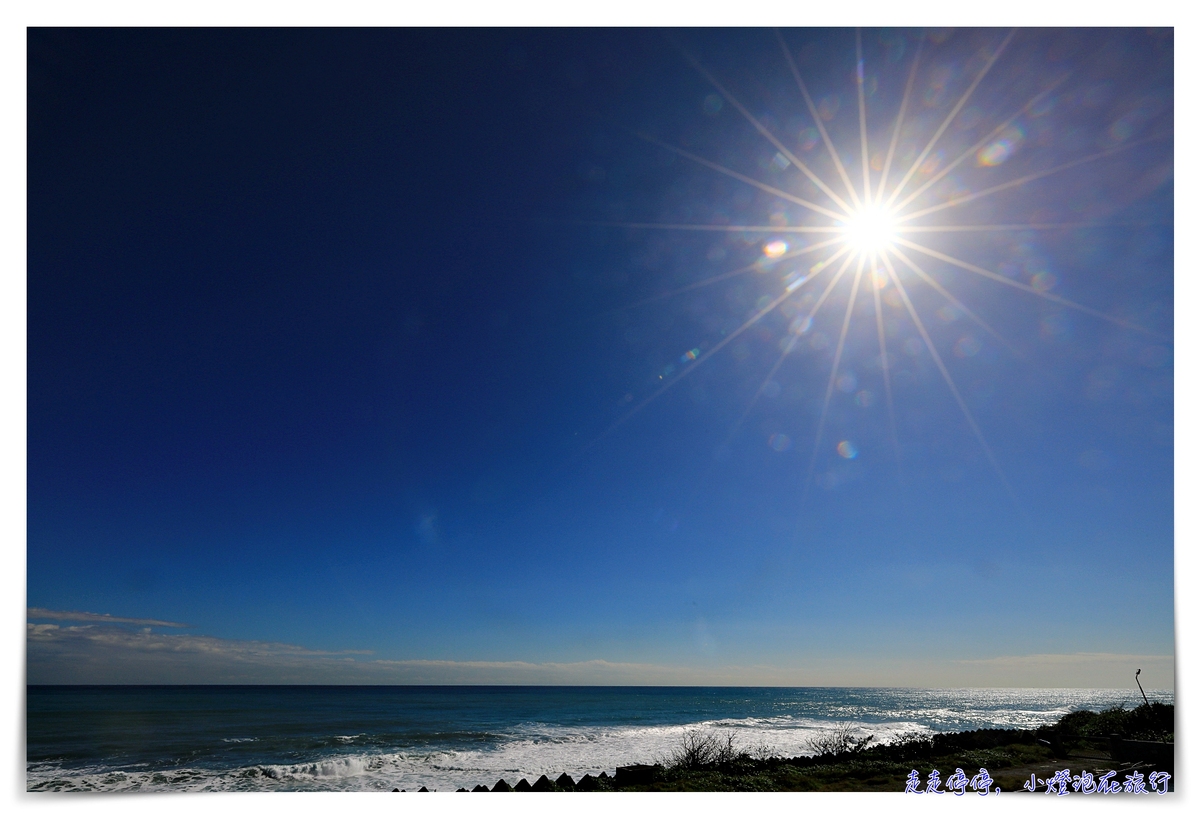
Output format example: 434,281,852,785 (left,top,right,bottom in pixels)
28,607,190,628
